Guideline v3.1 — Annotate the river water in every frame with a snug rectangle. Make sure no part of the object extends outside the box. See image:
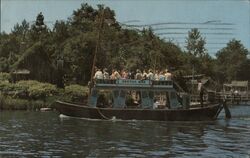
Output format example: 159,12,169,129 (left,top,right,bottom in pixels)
0,105,250,158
